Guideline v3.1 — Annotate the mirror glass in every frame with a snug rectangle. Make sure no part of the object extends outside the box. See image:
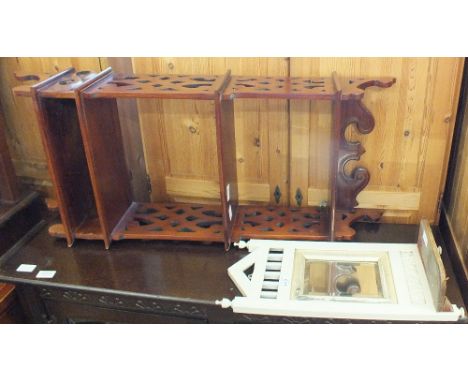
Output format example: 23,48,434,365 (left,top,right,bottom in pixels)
301,259,384,298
